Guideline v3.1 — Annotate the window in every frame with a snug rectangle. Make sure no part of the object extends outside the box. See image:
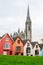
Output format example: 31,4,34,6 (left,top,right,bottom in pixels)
28,26,30,30
35,50,39,55
18,40,20,44
36,45,38,48
16,46,21,51
27,43,30,46
26,47,31,53
5,37,9,41
4,43,10,49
